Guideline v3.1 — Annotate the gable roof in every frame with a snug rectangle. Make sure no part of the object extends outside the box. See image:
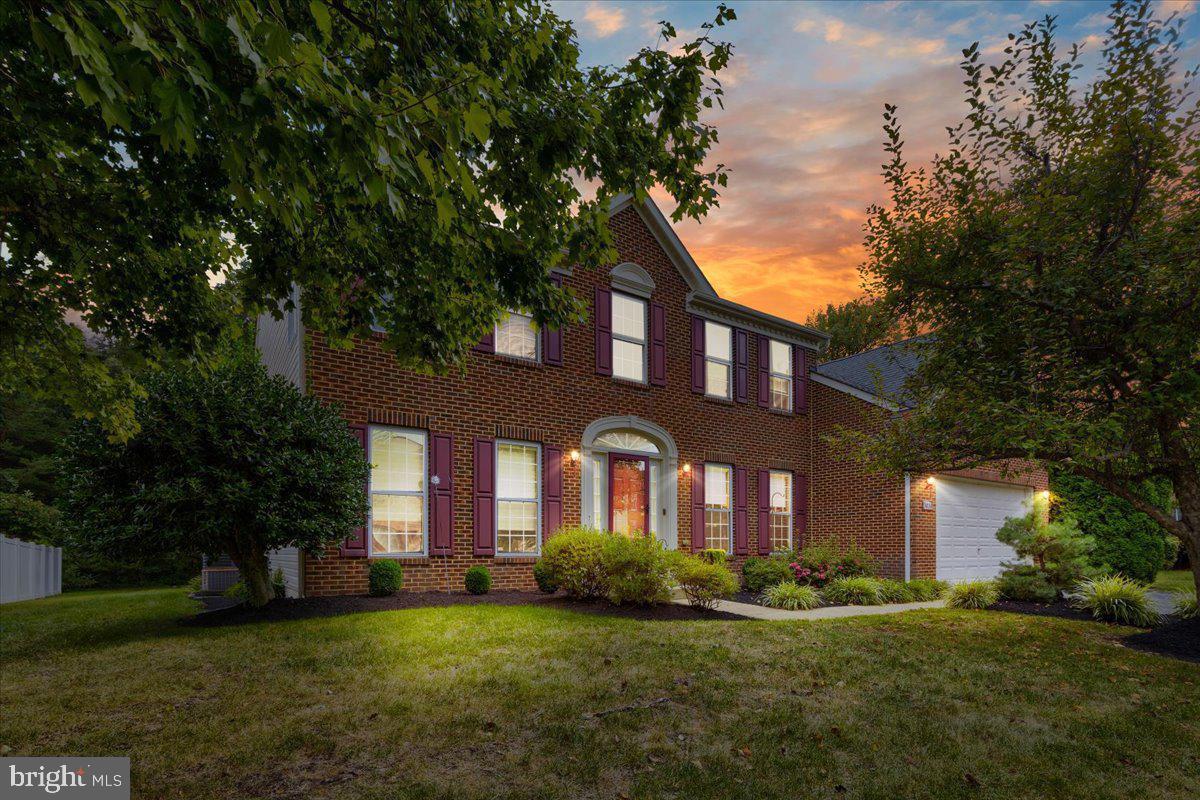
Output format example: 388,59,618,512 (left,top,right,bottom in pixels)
810,336,929,409
607,193,829,351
